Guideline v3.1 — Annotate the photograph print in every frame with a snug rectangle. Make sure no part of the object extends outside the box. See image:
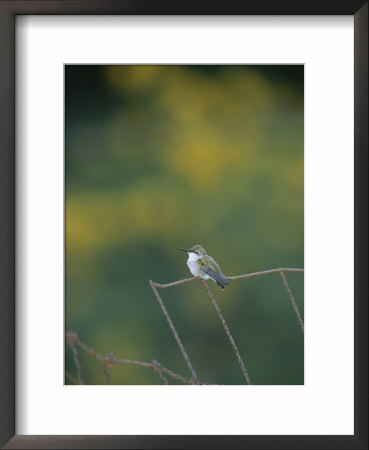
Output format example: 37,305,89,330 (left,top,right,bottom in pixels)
65,65,304,385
